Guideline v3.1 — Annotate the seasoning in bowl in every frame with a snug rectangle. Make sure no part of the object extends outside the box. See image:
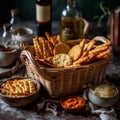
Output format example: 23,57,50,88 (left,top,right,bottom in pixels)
92,83,118,98
0,44,18,67
88,82,120,107
13,28,30,36
0,44,14,52
12,27,34,42
60,96,86,112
